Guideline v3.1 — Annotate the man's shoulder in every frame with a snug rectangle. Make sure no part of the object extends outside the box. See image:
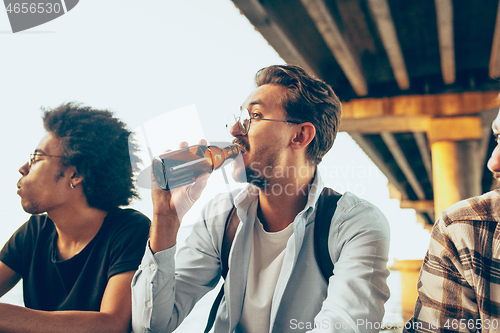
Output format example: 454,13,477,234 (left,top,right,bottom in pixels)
108,207,151,225
96,208,150,253
442,190,500,226
101,208,151,239
331,191,389,234
335,191,385,217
